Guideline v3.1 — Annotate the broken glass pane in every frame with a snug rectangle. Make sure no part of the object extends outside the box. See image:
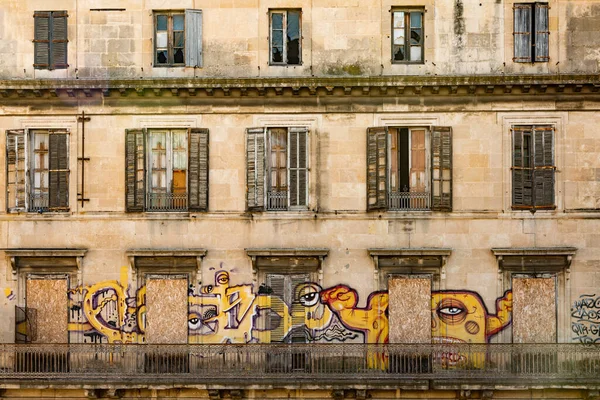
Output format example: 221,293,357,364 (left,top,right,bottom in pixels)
410,28,421,45
394,46,405,61
174,49,184,64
